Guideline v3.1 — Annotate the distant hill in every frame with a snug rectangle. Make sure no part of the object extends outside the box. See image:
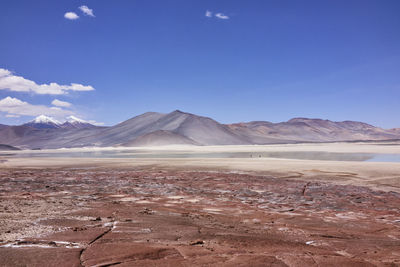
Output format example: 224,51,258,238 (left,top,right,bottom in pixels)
0,110,399,148
227,118,400,143
0,144,20,151
389,128,400,135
